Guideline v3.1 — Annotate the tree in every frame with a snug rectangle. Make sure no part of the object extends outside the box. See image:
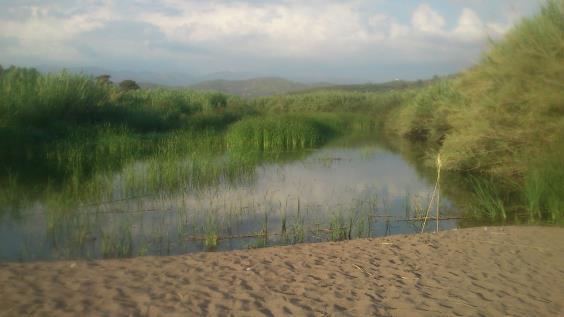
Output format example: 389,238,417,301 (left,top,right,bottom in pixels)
96,74,112,85
119,79,140,91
